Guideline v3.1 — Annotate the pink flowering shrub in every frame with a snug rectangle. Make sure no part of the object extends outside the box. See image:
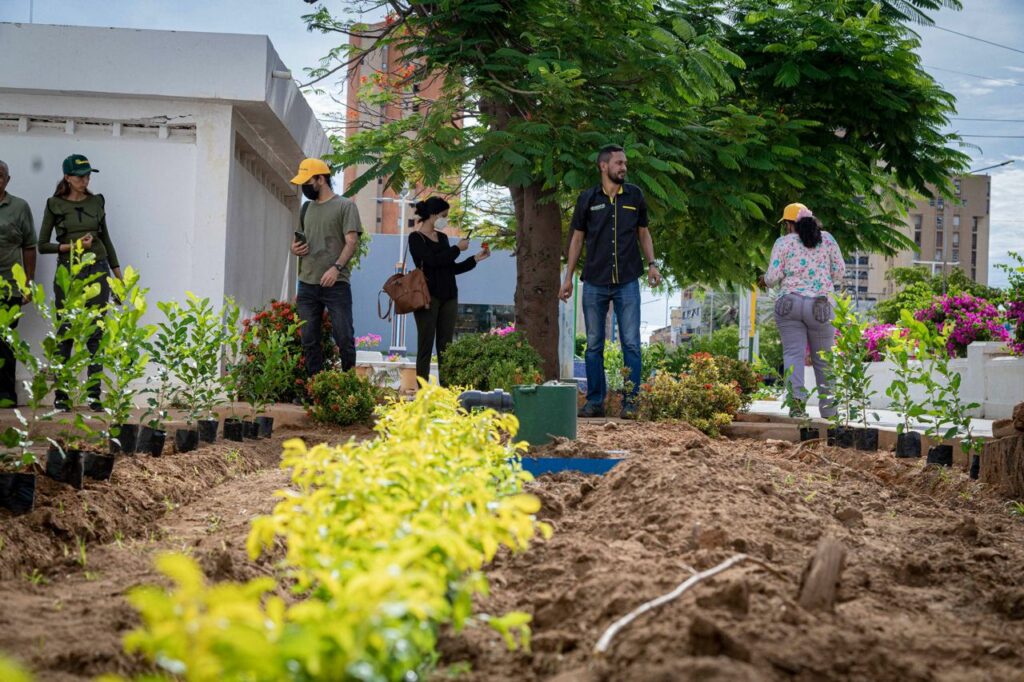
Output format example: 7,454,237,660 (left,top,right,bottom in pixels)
1000,252,1024,355
355,333,383,349
862,324,903,361
490,323,516,337
914,294,1009,357
1007,300,1024,355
